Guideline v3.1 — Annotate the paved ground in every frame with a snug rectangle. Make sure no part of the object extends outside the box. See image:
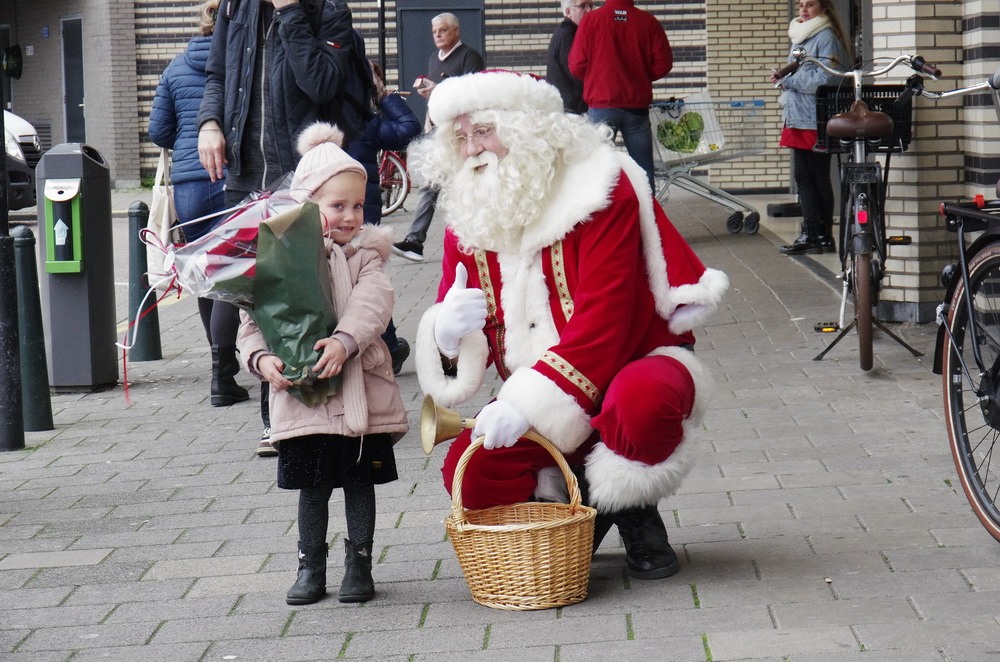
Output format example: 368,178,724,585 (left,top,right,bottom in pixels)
1,183,996,662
